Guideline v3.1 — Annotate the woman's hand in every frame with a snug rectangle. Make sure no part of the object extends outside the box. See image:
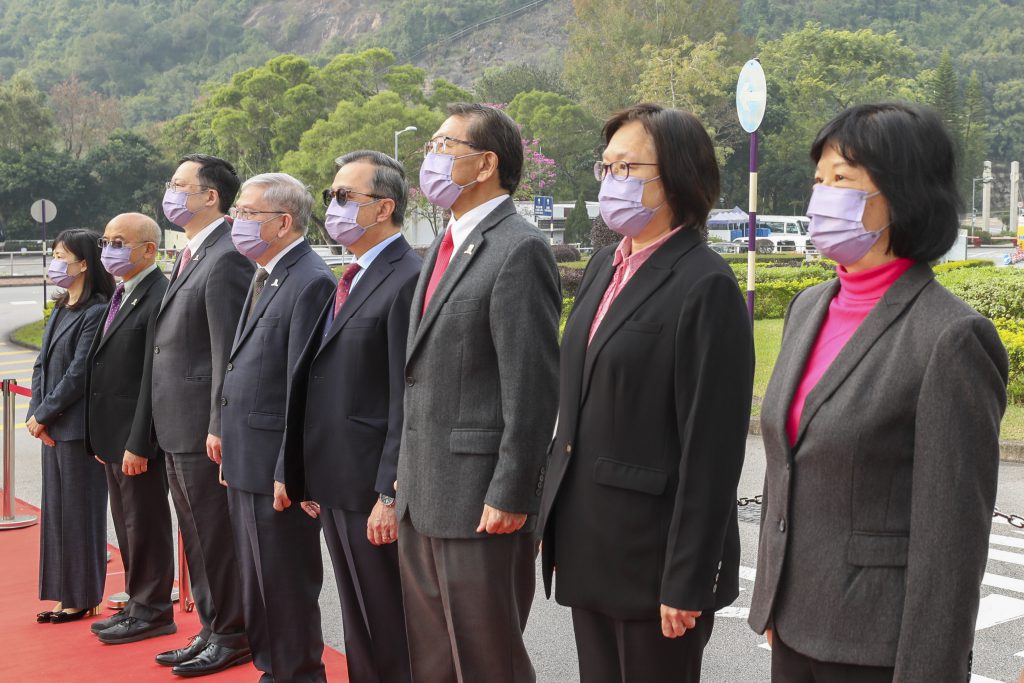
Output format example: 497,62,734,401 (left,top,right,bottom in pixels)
765,628,774,647
26,416,43,438
660,604,702,638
